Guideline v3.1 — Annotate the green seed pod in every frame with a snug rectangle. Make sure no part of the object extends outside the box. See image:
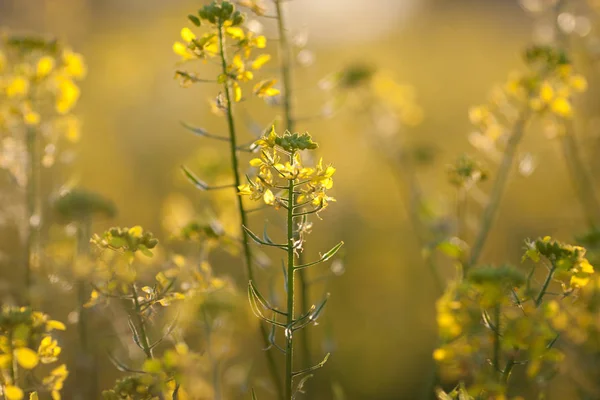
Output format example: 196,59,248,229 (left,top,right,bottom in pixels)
220,1,235,20
231,10,245,26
